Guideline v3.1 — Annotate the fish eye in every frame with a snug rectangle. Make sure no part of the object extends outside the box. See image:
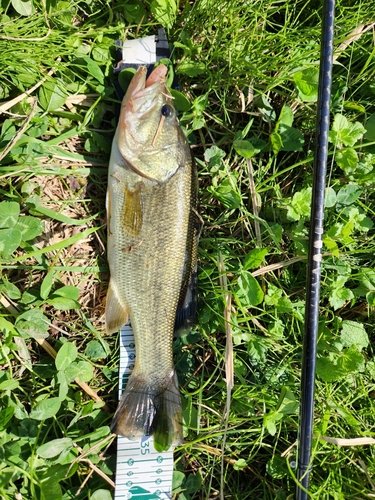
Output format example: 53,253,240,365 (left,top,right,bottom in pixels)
161,104,174,118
